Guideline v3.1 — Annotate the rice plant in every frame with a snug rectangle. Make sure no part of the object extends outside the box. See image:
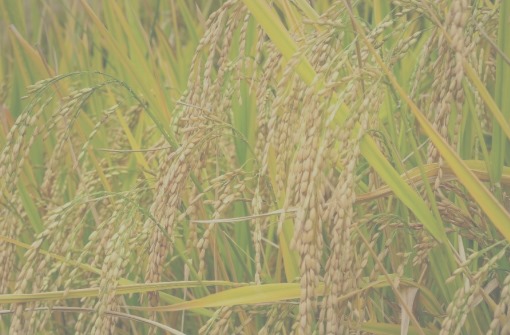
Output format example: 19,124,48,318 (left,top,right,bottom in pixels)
1,0,509,334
